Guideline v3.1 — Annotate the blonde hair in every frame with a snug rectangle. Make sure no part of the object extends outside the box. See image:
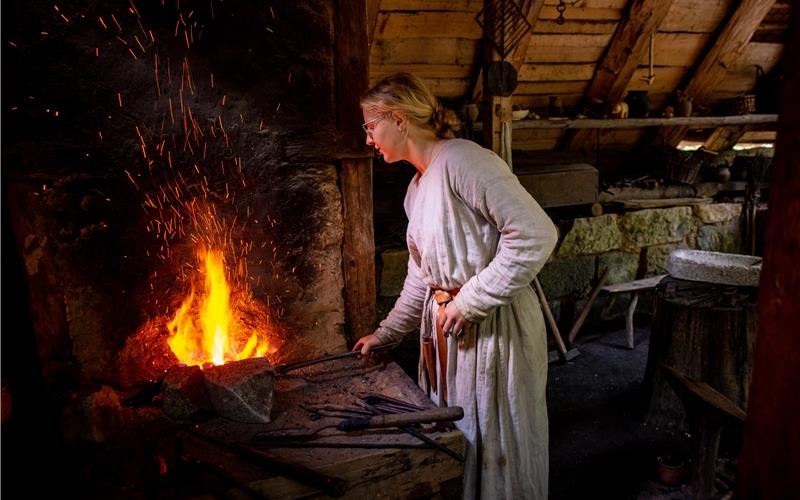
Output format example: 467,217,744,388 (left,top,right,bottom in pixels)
360,73,461,139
